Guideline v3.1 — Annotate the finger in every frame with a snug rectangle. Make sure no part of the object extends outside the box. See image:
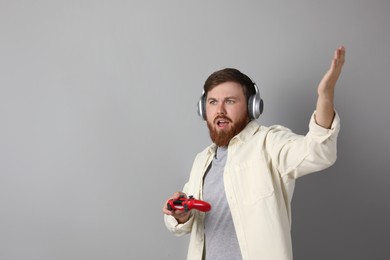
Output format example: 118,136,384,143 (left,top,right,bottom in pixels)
335,46,346,63
339,46,346,63
163,199,173,213
331,47,346,69
172,191,186,199
165,192,183,205
163,209,171,215
163,205,173,215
